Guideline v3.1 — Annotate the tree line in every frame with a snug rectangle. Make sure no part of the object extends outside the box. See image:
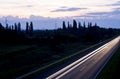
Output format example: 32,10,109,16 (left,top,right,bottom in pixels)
62,20,98,30
0,21,34,44
56,19,120,43
0,21,33,34
0,19,120,44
